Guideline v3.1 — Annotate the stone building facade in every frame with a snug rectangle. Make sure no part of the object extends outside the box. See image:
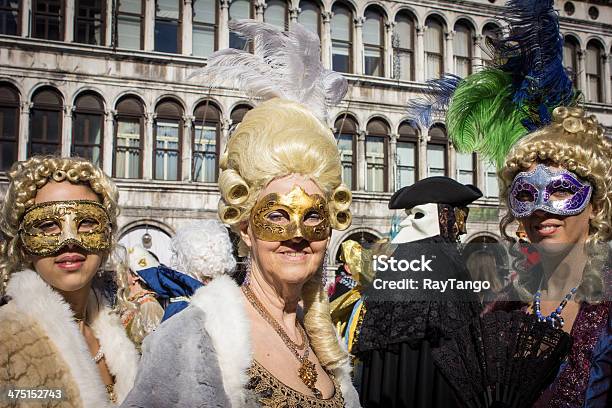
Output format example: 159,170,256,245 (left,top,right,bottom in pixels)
0,0,610,265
